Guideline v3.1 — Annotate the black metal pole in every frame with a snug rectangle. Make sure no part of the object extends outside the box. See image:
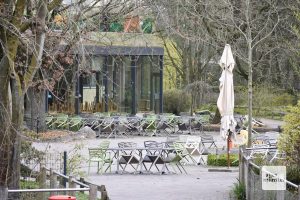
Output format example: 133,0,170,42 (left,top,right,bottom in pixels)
104,56,108,112
75,73,80,115
131,55,137,115
95,72,100,103
63,151,67,188
159,55,163,113
45,90,48,112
